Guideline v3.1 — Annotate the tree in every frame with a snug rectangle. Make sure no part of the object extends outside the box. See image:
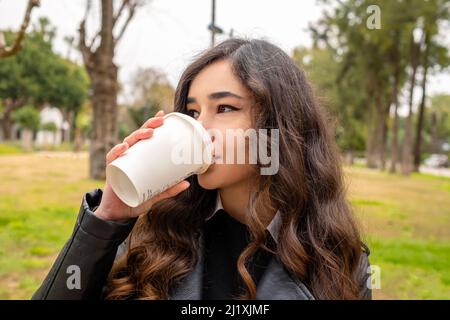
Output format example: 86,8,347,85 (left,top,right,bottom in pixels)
74,101,93,152
125,67,174,131
401,27,423,175
310,0,409,169
0,28,50,139
79,0,146,179
0,0,40,58
292,46,366,162
427,94,450,153
412,1,450,171
55,60,90,143
0,19,89,141
388,29,408,173
130,67,174,113
11,104,40,150
310,0,450,174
